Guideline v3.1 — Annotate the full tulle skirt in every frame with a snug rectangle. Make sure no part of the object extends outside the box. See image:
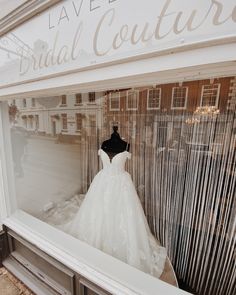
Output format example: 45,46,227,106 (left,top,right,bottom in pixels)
62,168,166,278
